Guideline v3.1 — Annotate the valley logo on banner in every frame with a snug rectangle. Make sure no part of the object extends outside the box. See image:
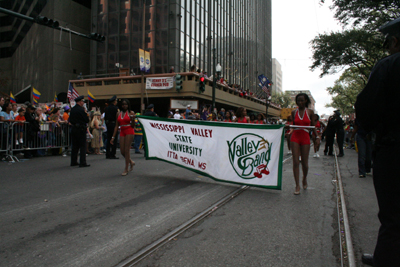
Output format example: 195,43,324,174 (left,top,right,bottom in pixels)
138,116,285,189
